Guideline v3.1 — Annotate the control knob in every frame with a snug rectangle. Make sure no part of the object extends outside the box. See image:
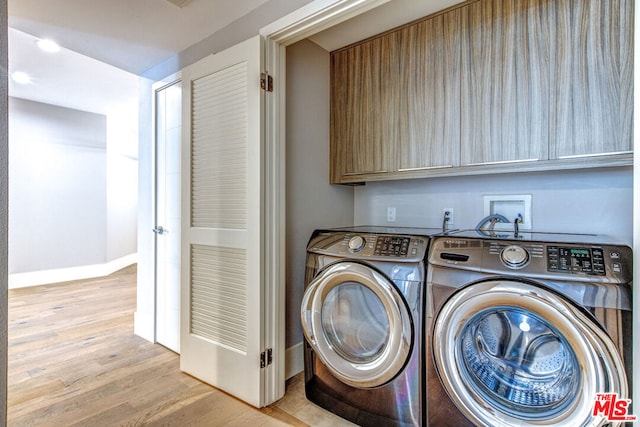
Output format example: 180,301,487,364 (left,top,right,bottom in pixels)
348,236,366,252
501,245,530,268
